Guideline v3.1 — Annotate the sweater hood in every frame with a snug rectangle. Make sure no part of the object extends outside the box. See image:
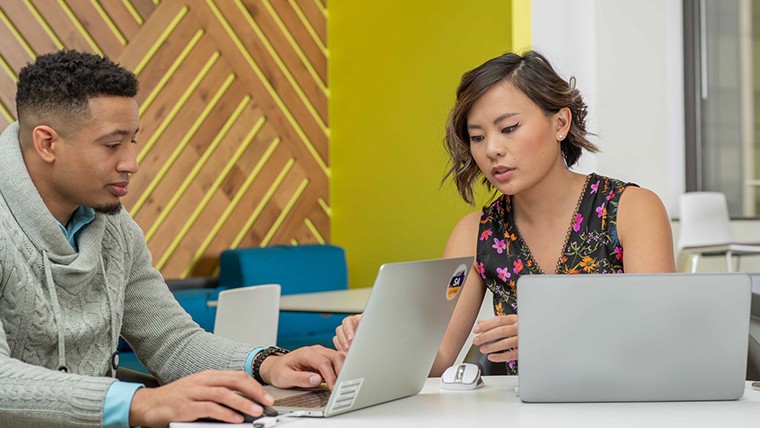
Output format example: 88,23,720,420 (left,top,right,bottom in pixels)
0,122,107,284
